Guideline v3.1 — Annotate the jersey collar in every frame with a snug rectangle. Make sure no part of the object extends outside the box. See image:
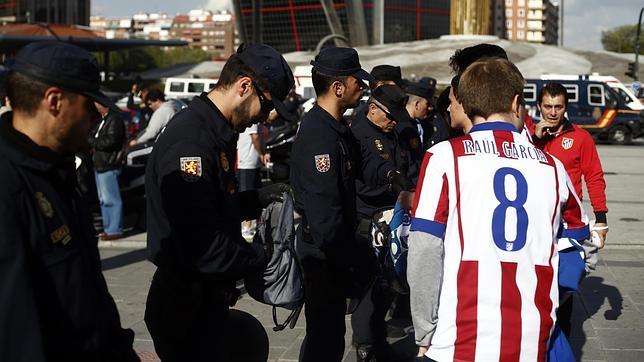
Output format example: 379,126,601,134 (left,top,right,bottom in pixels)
470,121,517,133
